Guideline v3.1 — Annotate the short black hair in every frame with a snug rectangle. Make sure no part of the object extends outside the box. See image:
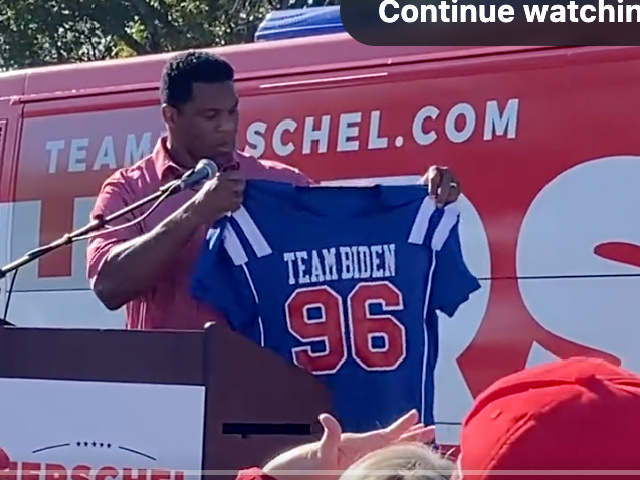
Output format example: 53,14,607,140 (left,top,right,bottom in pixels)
160,50,235,107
